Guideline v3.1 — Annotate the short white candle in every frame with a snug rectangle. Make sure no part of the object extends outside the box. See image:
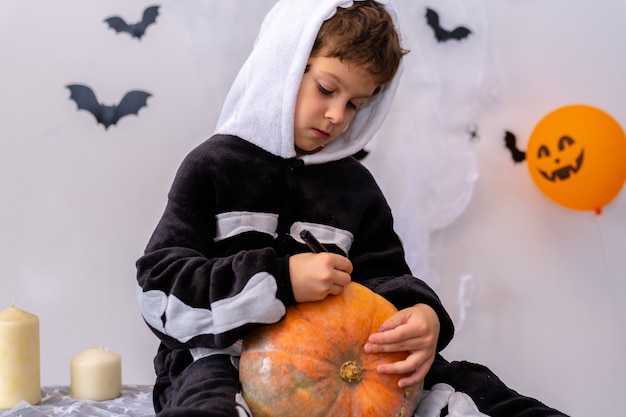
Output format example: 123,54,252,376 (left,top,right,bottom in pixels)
0,305,41,409
70,346,122,401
